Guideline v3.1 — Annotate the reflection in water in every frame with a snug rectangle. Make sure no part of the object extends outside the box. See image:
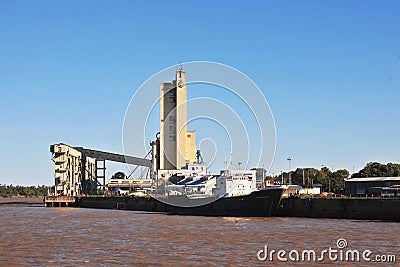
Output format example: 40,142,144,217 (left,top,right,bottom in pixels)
0,206,398,266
